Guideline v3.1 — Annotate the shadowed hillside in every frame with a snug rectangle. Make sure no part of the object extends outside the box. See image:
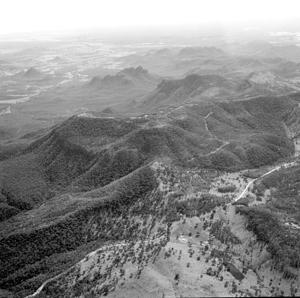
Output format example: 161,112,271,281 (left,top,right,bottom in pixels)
0,165,157,297
0,95,296,224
